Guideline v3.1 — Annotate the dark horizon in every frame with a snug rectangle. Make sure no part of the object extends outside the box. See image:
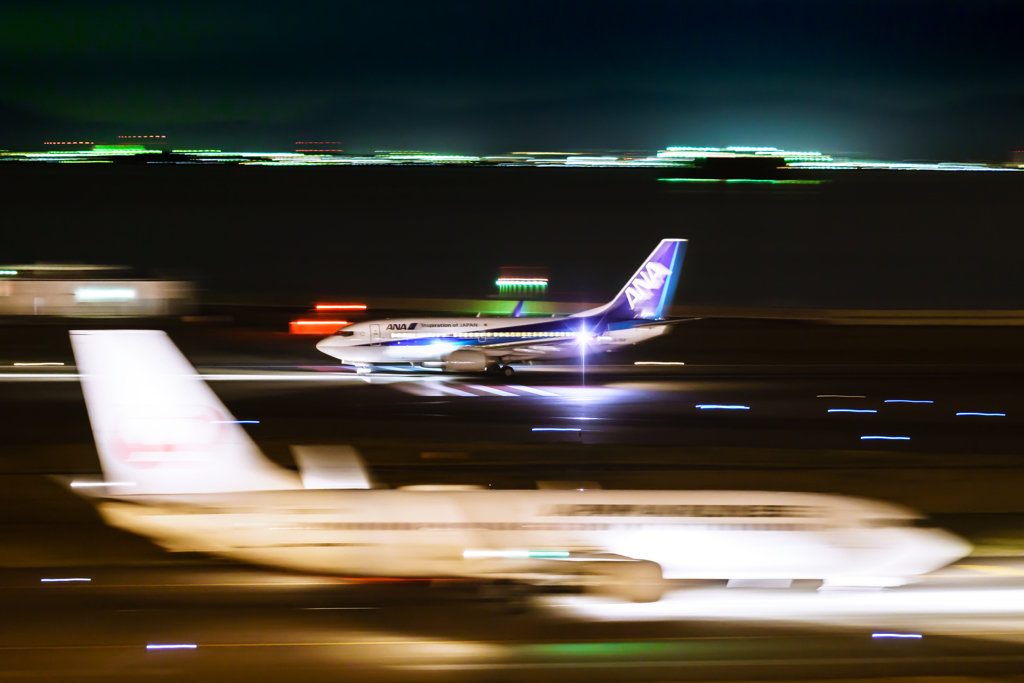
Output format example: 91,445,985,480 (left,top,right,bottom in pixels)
2,1,1023,161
